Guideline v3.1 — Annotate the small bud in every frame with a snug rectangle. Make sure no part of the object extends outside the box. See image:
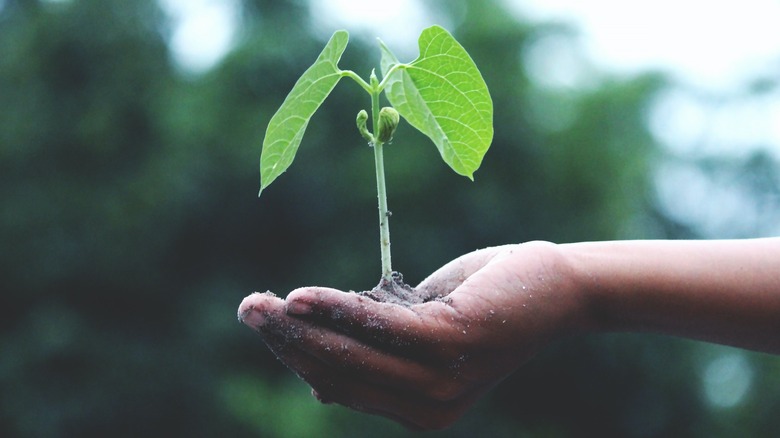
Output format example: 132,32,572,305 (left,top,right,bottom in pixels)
356,109,373,143
377,107,400,143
